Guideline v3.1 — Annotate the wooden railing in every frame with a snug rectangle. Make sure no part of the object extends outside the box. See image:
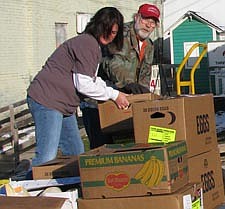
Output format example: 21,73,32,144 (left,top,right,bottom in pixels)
0,99,34,169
